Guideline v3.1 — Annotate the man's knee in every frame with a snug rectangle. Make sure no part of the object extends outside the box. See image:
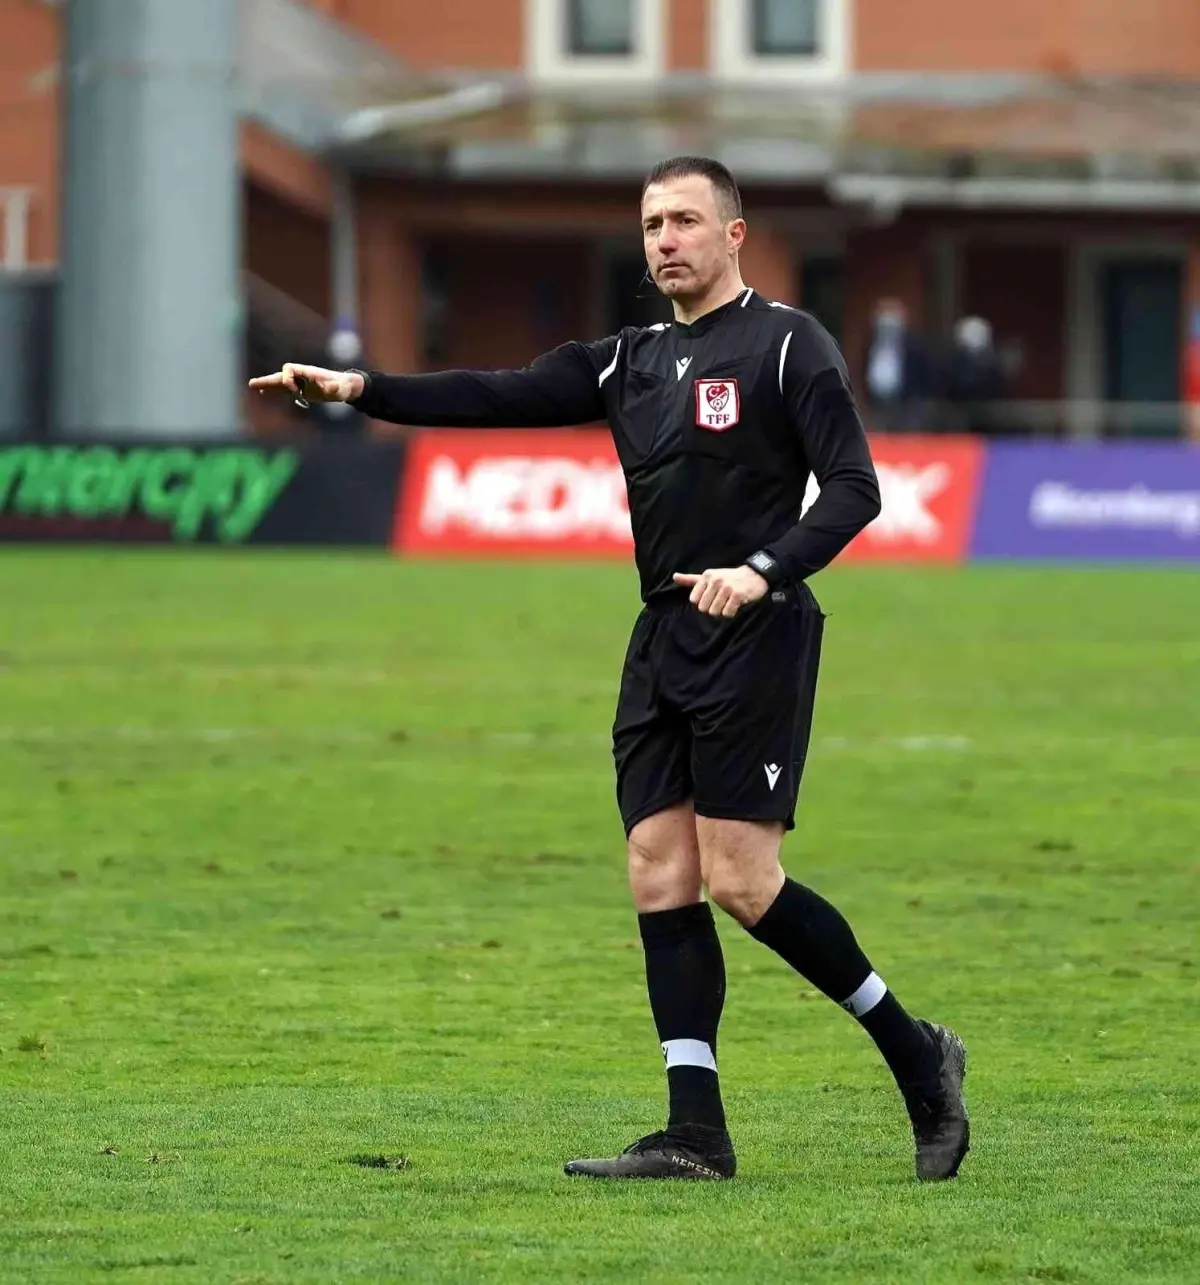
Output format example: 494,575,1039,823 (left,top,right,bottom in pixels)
698,817,786,927
627,803,702,912
705,860,782,926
